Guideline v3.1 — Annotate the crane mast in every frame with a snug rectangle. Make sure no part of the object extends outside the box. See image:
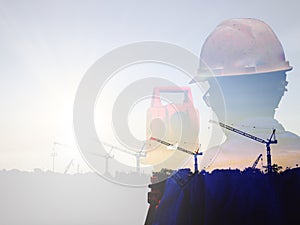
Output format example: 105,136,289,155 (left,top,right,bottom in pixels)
210,120,277,173
88,150,113,175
